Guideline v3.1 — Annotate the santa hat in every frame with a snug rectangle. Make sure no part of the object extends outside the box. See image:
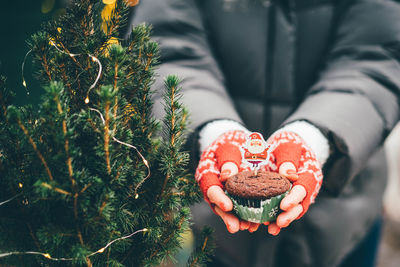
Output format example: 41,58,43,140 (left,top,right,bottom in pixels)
248,132,264,141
